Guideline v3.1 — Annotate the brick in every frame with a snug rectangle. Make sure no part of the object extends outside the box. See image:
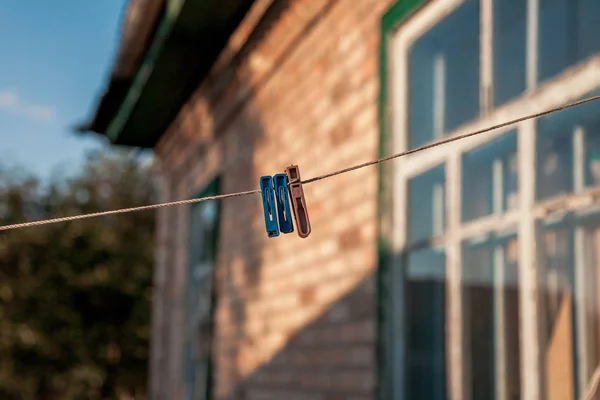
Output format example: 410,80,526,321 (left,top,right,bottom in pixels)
150,0,394,398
